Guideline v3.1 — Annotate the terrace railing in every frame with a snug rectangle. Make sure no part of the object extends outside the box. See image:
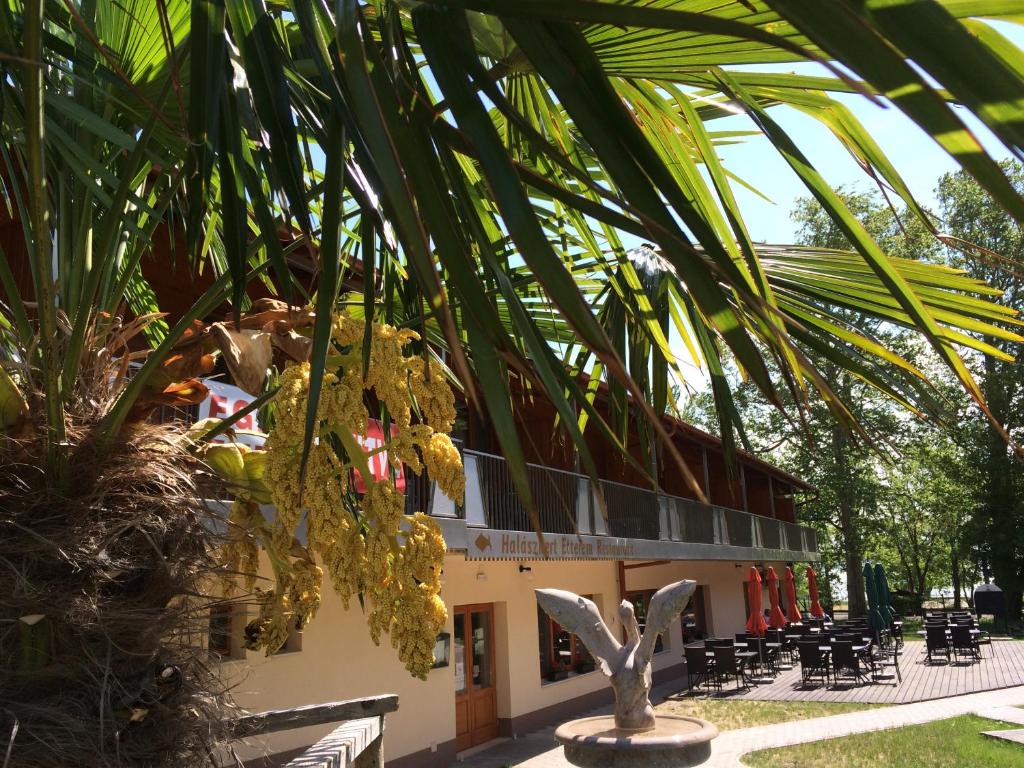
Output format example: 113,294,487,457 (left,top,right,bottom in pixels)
229,695,397,768
450,449,818,555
